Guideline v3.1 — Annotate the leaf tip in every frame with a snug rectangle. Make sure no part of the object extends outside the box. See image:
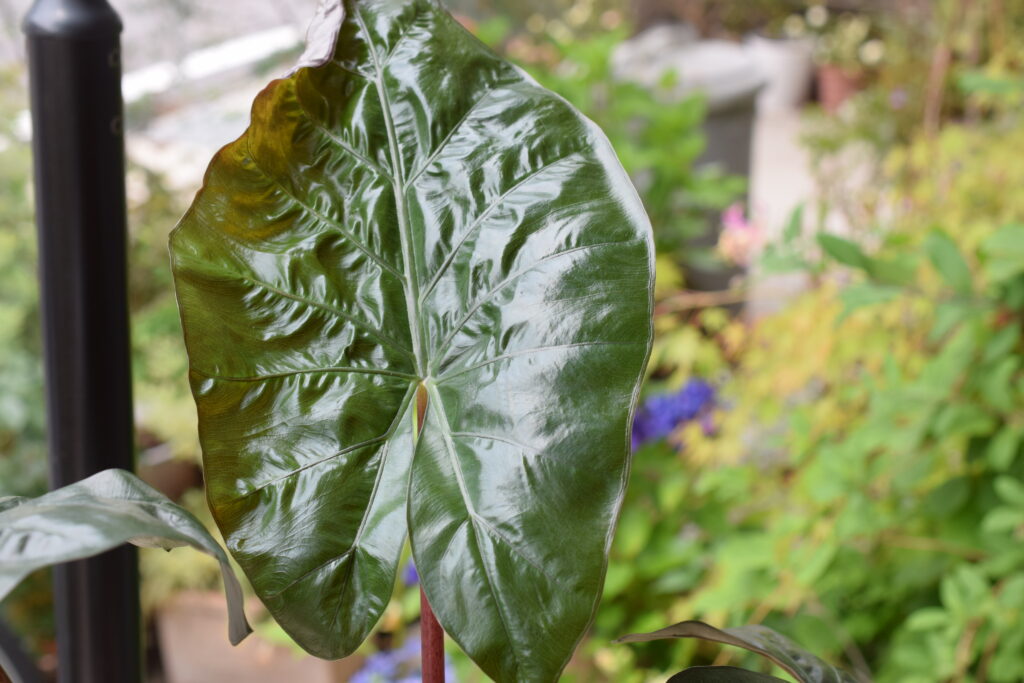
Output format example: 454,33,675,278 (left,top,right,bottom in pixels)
290,0,345,74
